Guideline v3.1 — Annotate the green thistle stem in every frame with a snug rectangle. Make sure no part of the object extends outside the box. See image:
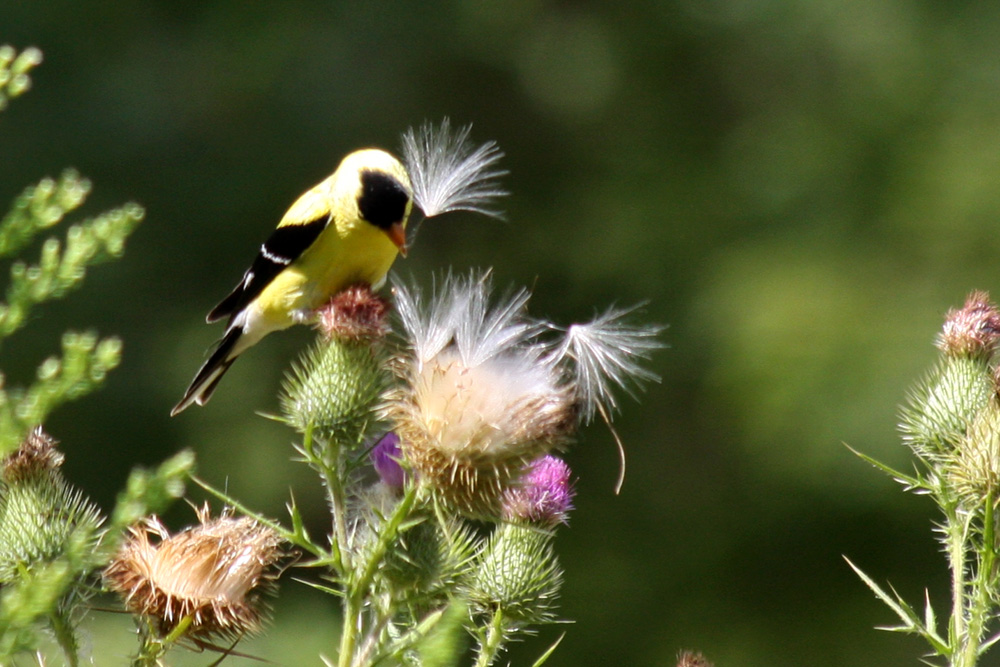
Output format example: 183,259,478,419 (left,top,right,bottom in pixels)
134,615,192,666
49,608,79,667
161,614,193,647
961,492,996,667
946,501,968,665
473,609,506,667
307,425,348,574
338,483,419,667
